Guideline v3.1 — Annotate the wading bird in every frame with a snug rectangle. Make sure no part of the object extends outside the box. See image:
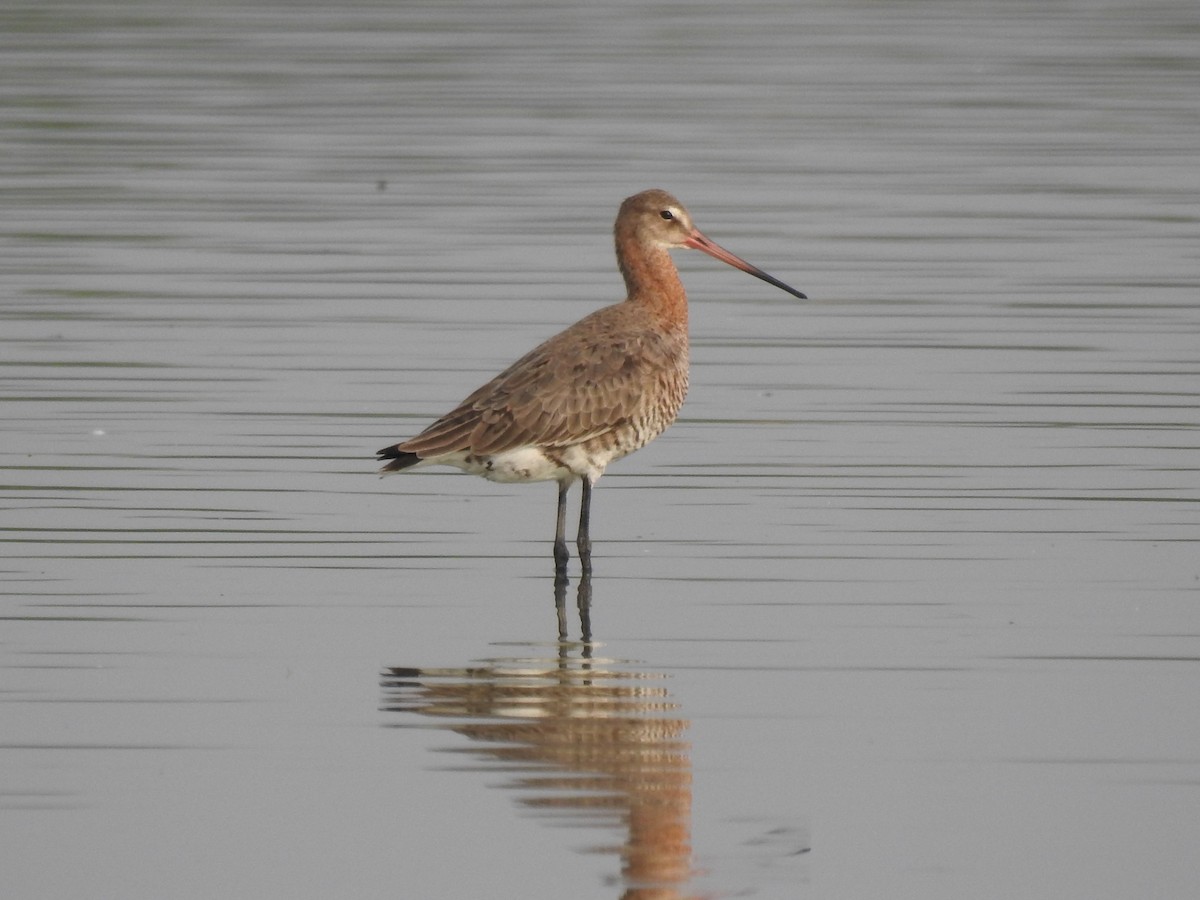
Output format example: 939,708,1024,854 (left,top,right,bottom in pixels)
378,189,806,574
